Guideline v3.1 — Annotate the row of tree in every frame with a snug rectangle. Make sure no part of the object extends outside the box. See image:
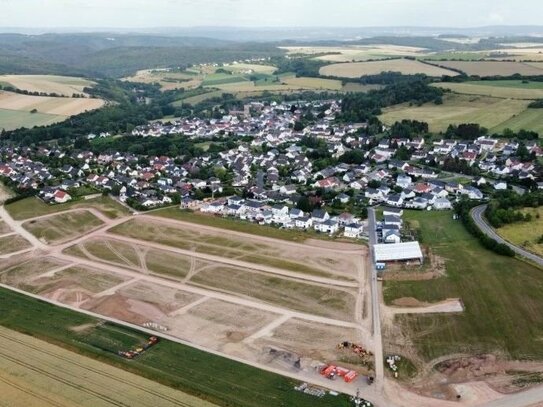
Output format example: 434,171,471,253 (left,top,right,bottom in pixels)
455,199,515,257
